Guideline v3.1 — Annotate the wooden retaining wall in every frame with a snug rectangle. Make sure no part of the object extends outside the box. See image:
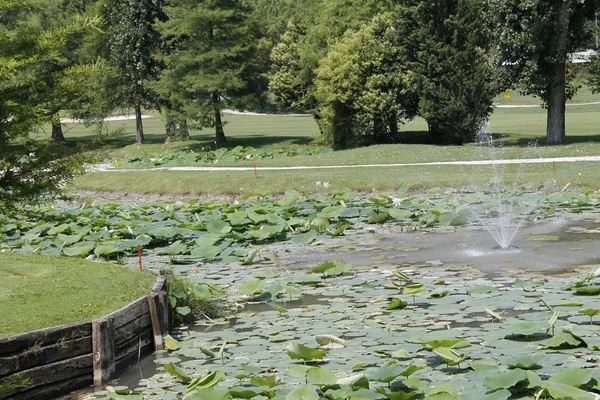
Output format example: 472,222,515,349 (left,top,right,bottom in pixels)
0,275,168,400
